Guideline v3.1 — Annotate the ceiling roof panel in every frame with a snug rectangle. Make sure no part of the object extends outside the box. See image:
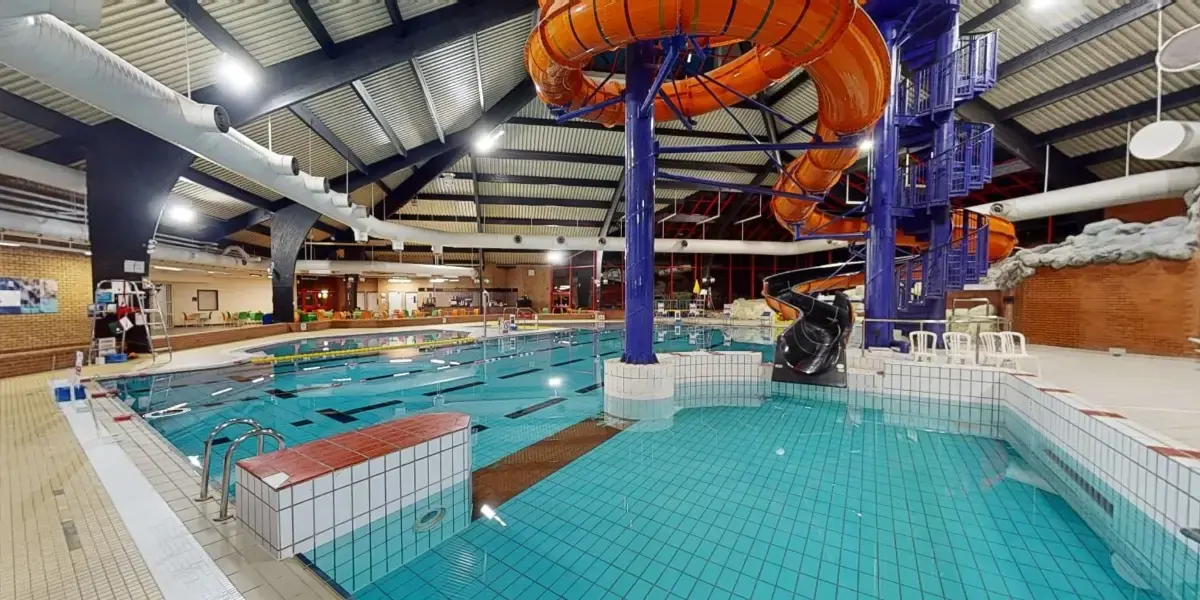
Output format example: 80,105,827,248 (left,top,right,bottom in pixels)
190,158,282,201
171,178,258,220
361,62,443,152
399,0,459,20
238,109,346,179
472,157,622,181
303,85,397,164
1054,104,1200,157
0,114,57,151
207,2,321,67
309,1,392,43
476,14,537,109
416,38,483,135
